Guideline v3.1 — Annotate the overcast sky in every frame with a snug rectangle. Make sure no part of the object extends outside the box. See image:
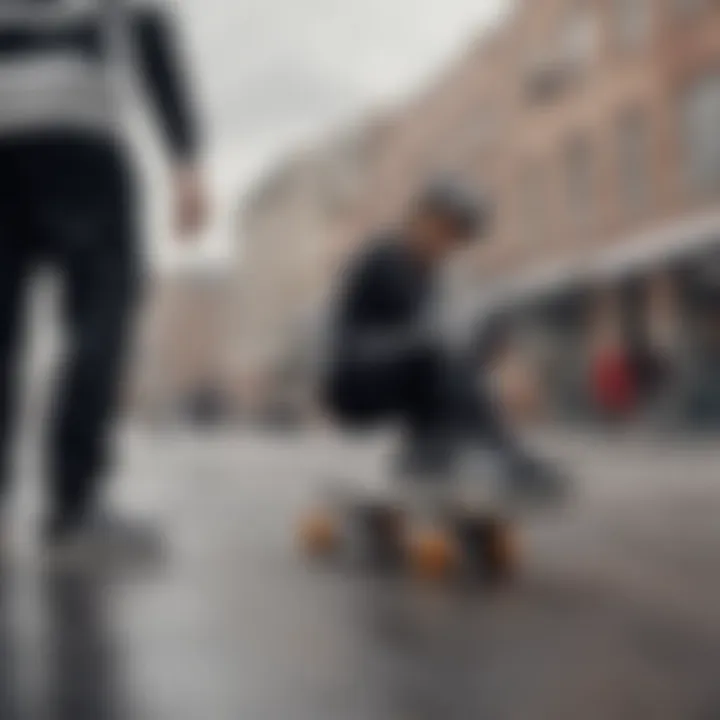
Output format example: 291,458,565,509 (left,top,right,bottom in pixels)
156,0,506,266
